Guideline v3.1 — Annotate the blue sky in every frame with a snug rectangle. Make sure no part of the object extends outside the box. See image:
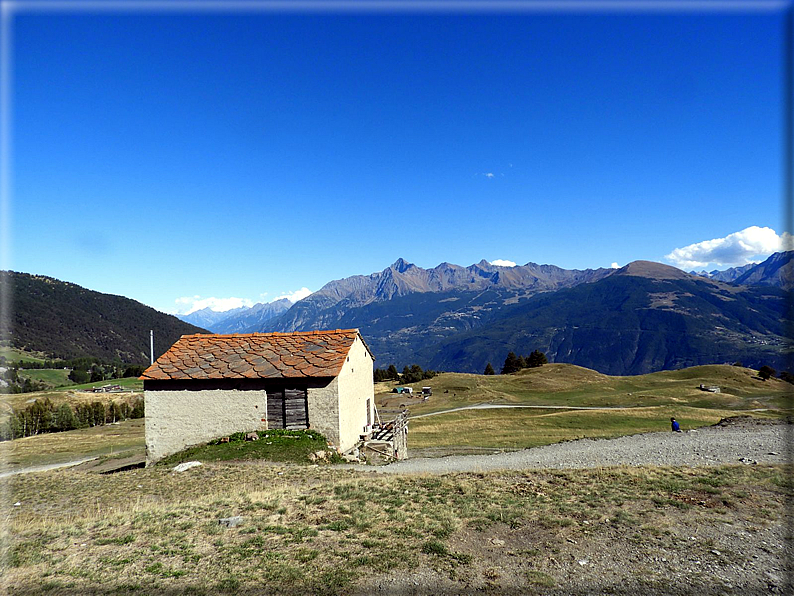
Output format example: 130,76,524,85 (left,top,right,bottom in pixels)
6,2,789,314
